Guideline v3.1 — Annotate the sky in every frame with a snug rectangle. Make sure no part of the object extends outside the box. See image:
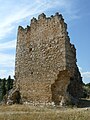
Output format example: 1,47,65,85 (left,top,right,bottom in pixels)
0,0,90,83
